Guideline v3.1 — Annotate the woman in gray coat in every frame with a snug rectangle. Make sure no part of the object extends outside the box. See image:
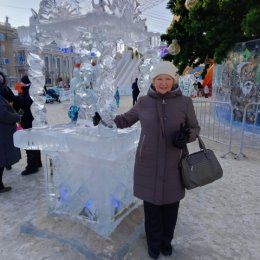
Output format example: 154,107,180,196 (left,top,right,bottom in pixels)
93,61,200,259
0,94,21,193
